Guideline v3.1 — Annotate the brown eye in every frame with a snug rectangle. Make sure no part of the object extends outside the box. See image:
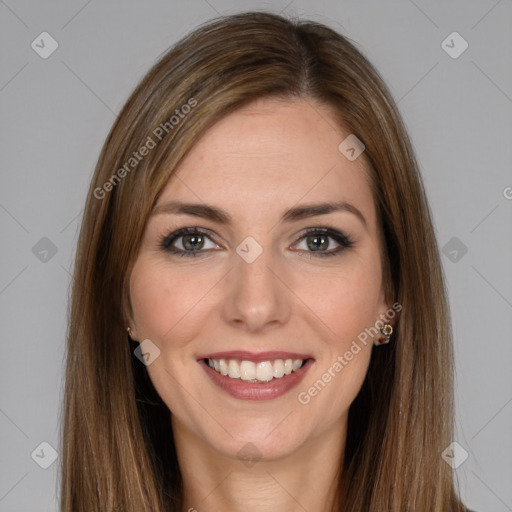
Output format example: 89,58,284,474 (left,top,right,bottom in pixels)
305,233,330,251
293,228,354,258
160,227,220,257
180,233,205,251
